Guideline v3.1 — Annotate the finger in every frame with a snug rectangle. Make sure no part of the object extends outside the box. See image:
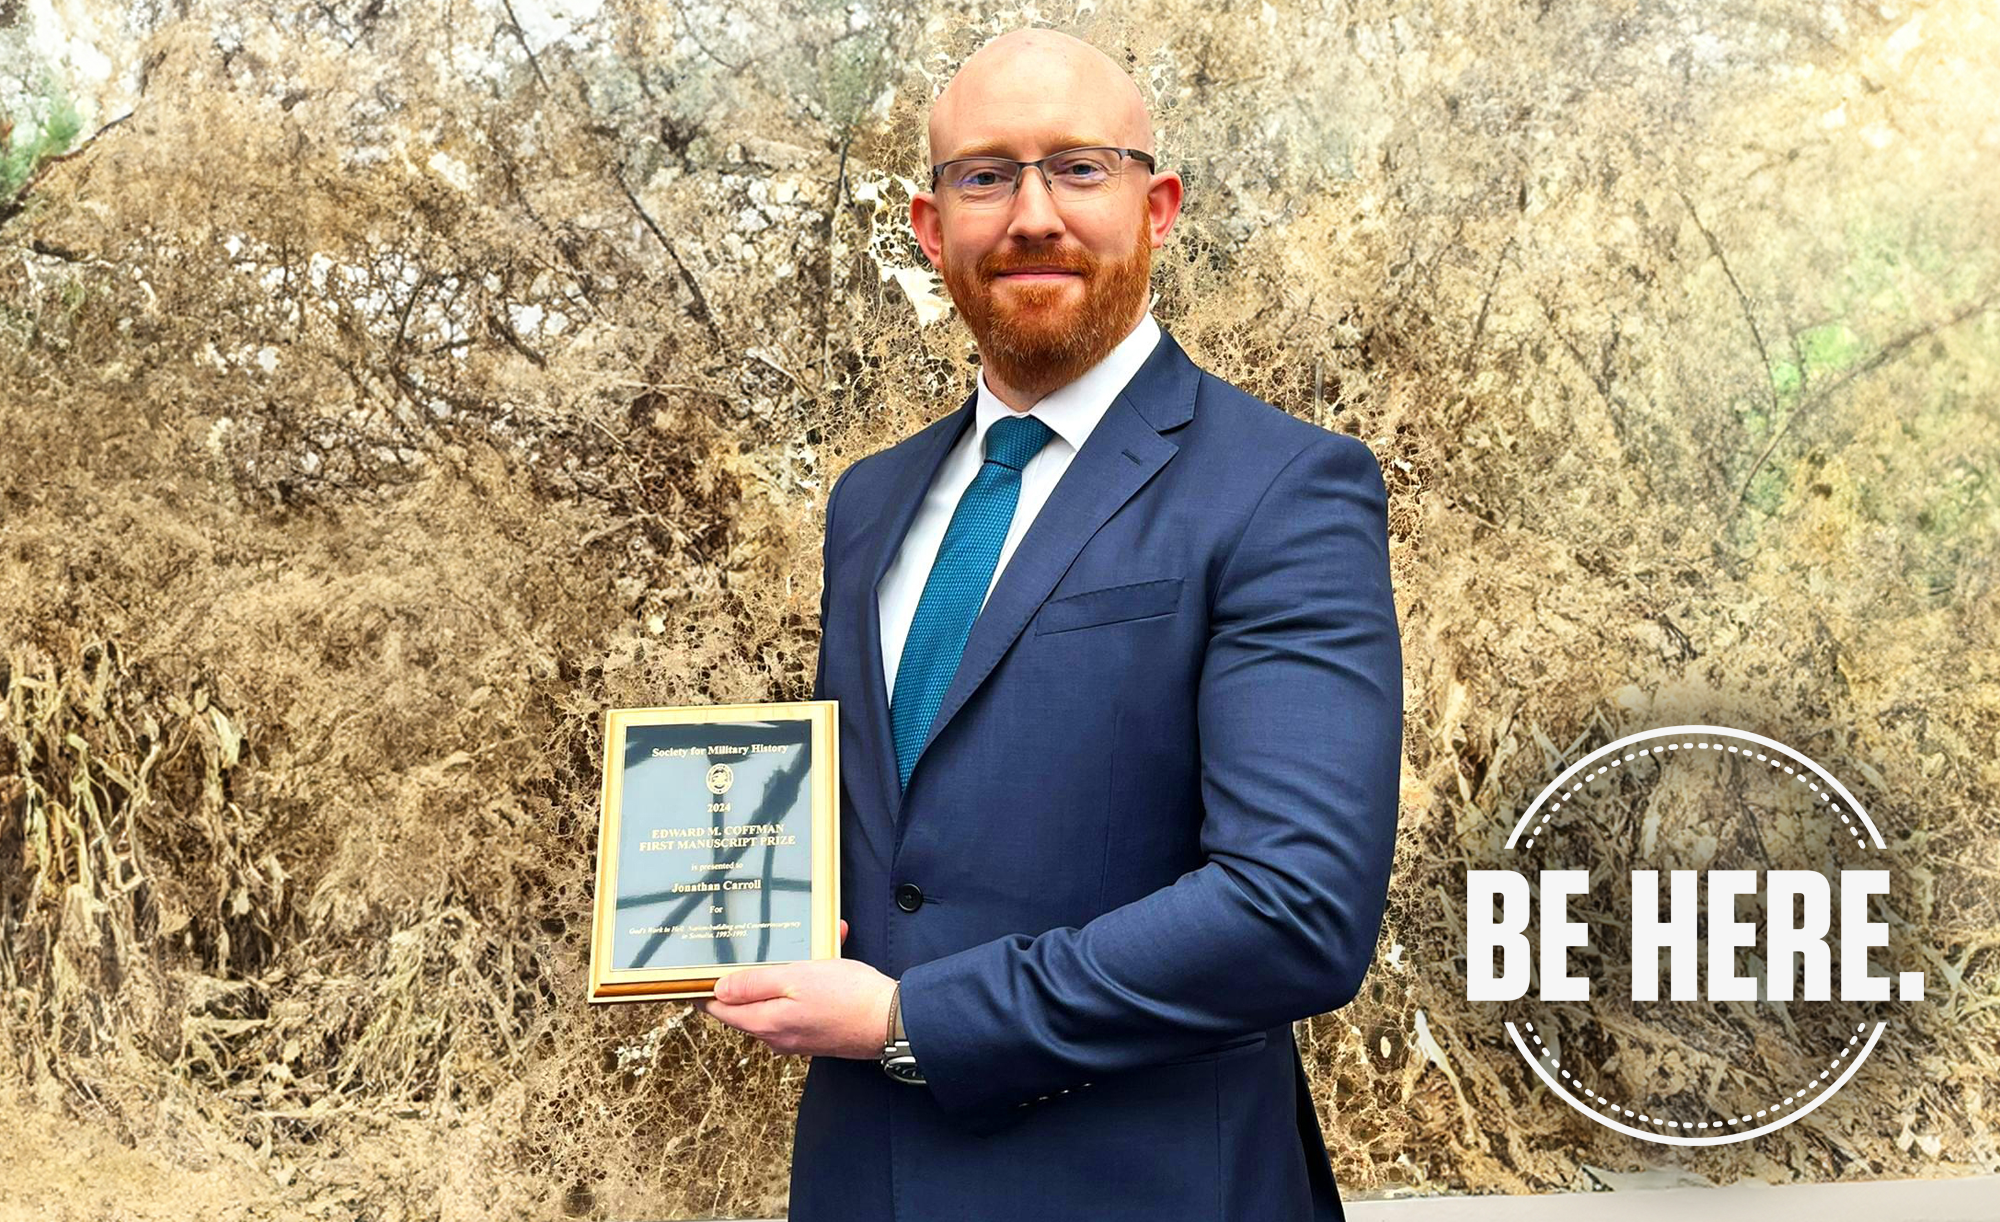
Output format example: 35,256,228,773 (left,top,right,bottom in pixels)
702,997,787,1041
714,967,795,1005
839,919,849,944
